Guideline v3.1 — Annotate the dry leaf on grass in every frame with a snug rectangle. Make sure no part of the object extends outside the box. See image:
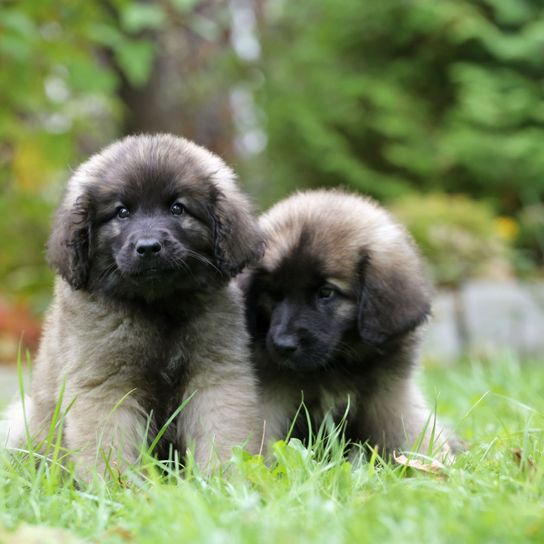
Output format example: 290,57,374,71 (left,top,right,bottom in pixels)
393,453,448,478
104,526,135,541
511,448,537,474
